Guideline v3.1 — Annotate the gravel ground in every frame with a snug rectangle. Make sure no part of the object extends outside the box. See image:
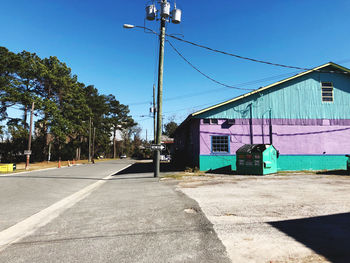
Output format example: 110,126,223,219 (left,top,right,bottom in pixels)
175,173,350,263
